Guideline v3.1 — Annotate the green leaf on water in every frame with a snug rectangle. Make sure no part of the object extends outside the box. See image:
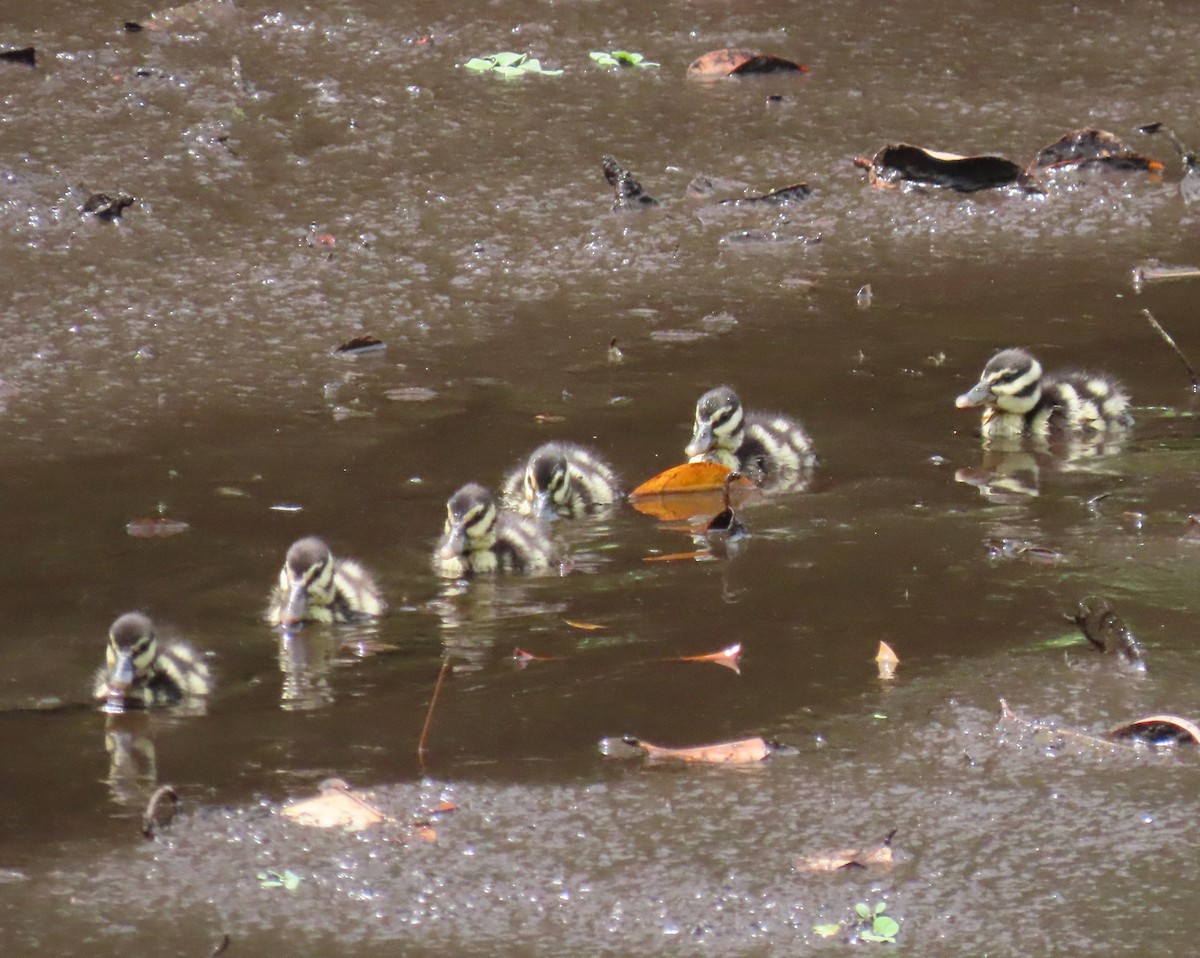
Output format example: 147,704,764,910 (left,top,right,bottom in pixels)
257,868,303,890
813,923,841,937
855,902,872,920
1028,632,1085,651
491,51,526,67
589,49,659,69
873,915,900,939
464,57,496,72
